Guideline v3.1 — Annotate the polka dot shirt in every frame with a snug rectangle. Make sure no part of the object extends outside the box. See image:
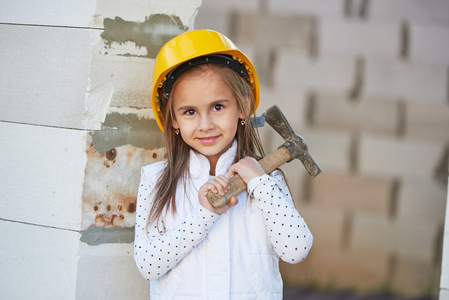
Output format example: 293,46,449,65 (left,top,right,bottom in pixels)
134,172,218,281
134,169,313,282
247,171,312,263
